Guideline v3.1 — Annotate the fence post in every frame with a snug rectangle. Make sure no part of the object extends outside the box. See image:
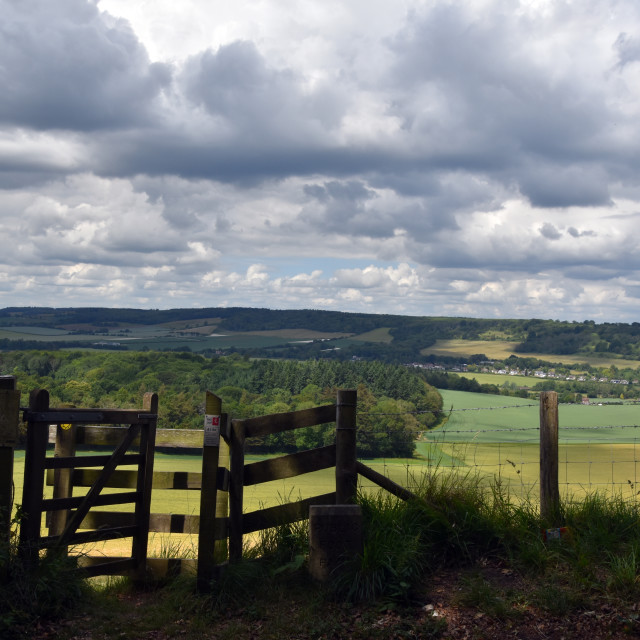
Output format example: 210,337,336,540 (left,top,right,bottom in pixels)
335,389,358,504
132,392,158,583
48,407,77,546
540,391,560,525
216,416,230,562
197,391,223,591
228,419,245,562
0,376,20,546
19,388,50,568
